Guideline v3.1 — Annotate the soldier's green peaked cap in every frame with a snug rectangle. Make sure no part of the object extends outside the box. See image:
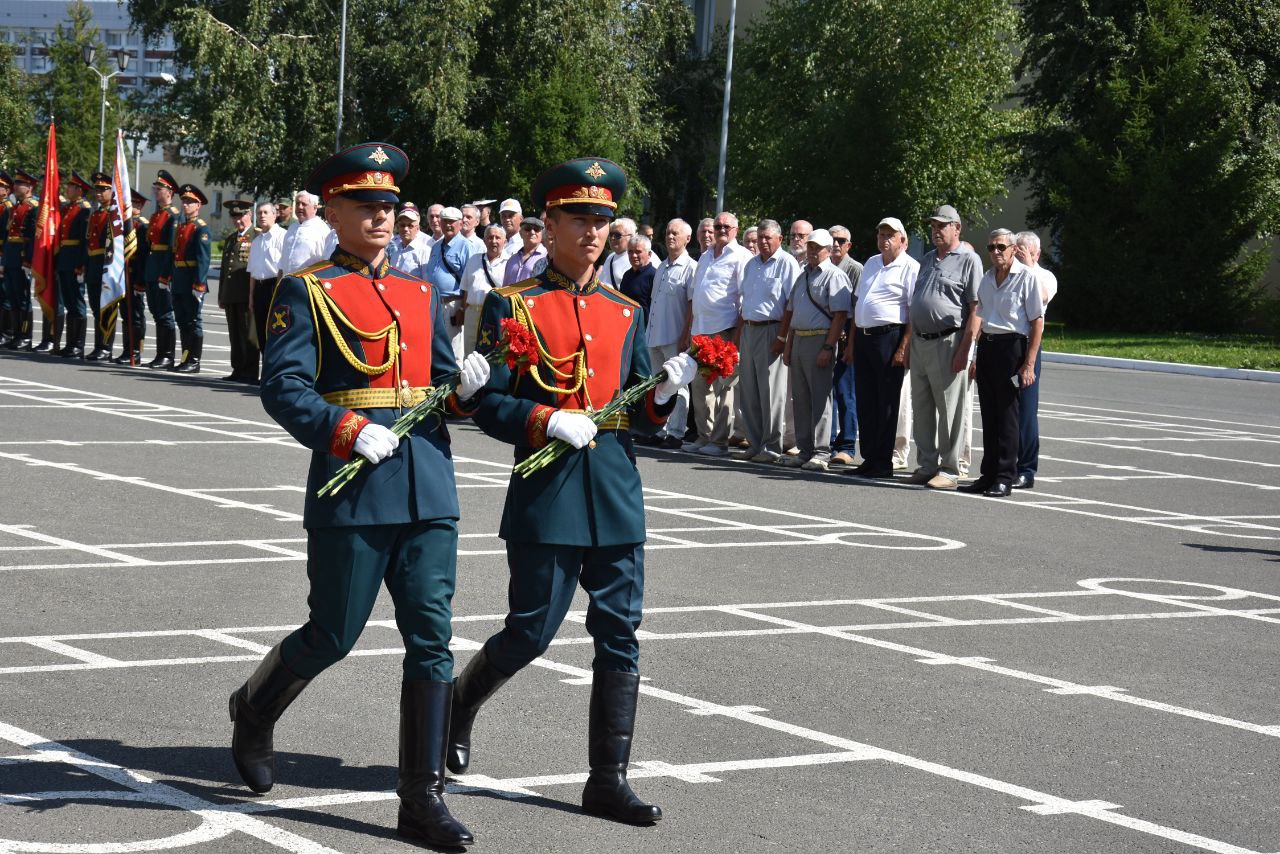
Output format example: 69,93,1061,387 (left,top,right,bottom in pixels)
531,157,625,219
306,142,408,204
